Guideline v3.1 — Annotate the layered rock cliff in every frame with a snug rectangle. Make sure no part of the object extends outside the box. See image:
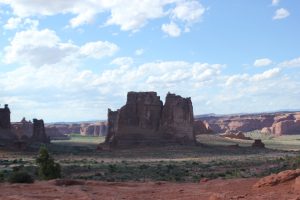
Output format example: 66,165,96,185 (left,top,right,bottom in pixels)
197,112,300,135
80,122,108,136
104,92,196,147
